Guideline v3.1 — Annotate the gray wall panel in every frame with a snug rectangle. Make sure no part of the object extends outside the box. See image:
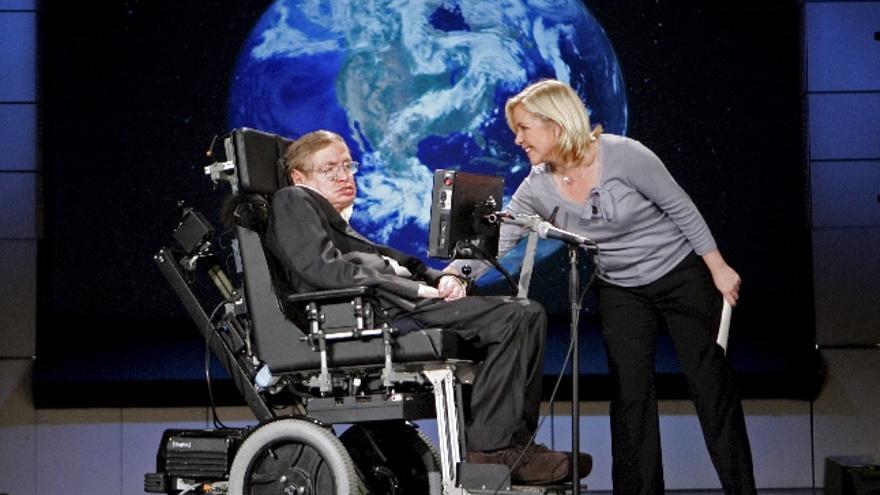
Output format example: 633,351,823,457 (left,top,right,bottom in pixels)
0,360,36,495
809,93,880,160
0,0,36,9
813,227,880,345
811,161,880,227
0,172,37,239
36,410,122,494
806,2,880,92
0,12,36,101
0,103,37,171
0,240,36,357
813,348,880,482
